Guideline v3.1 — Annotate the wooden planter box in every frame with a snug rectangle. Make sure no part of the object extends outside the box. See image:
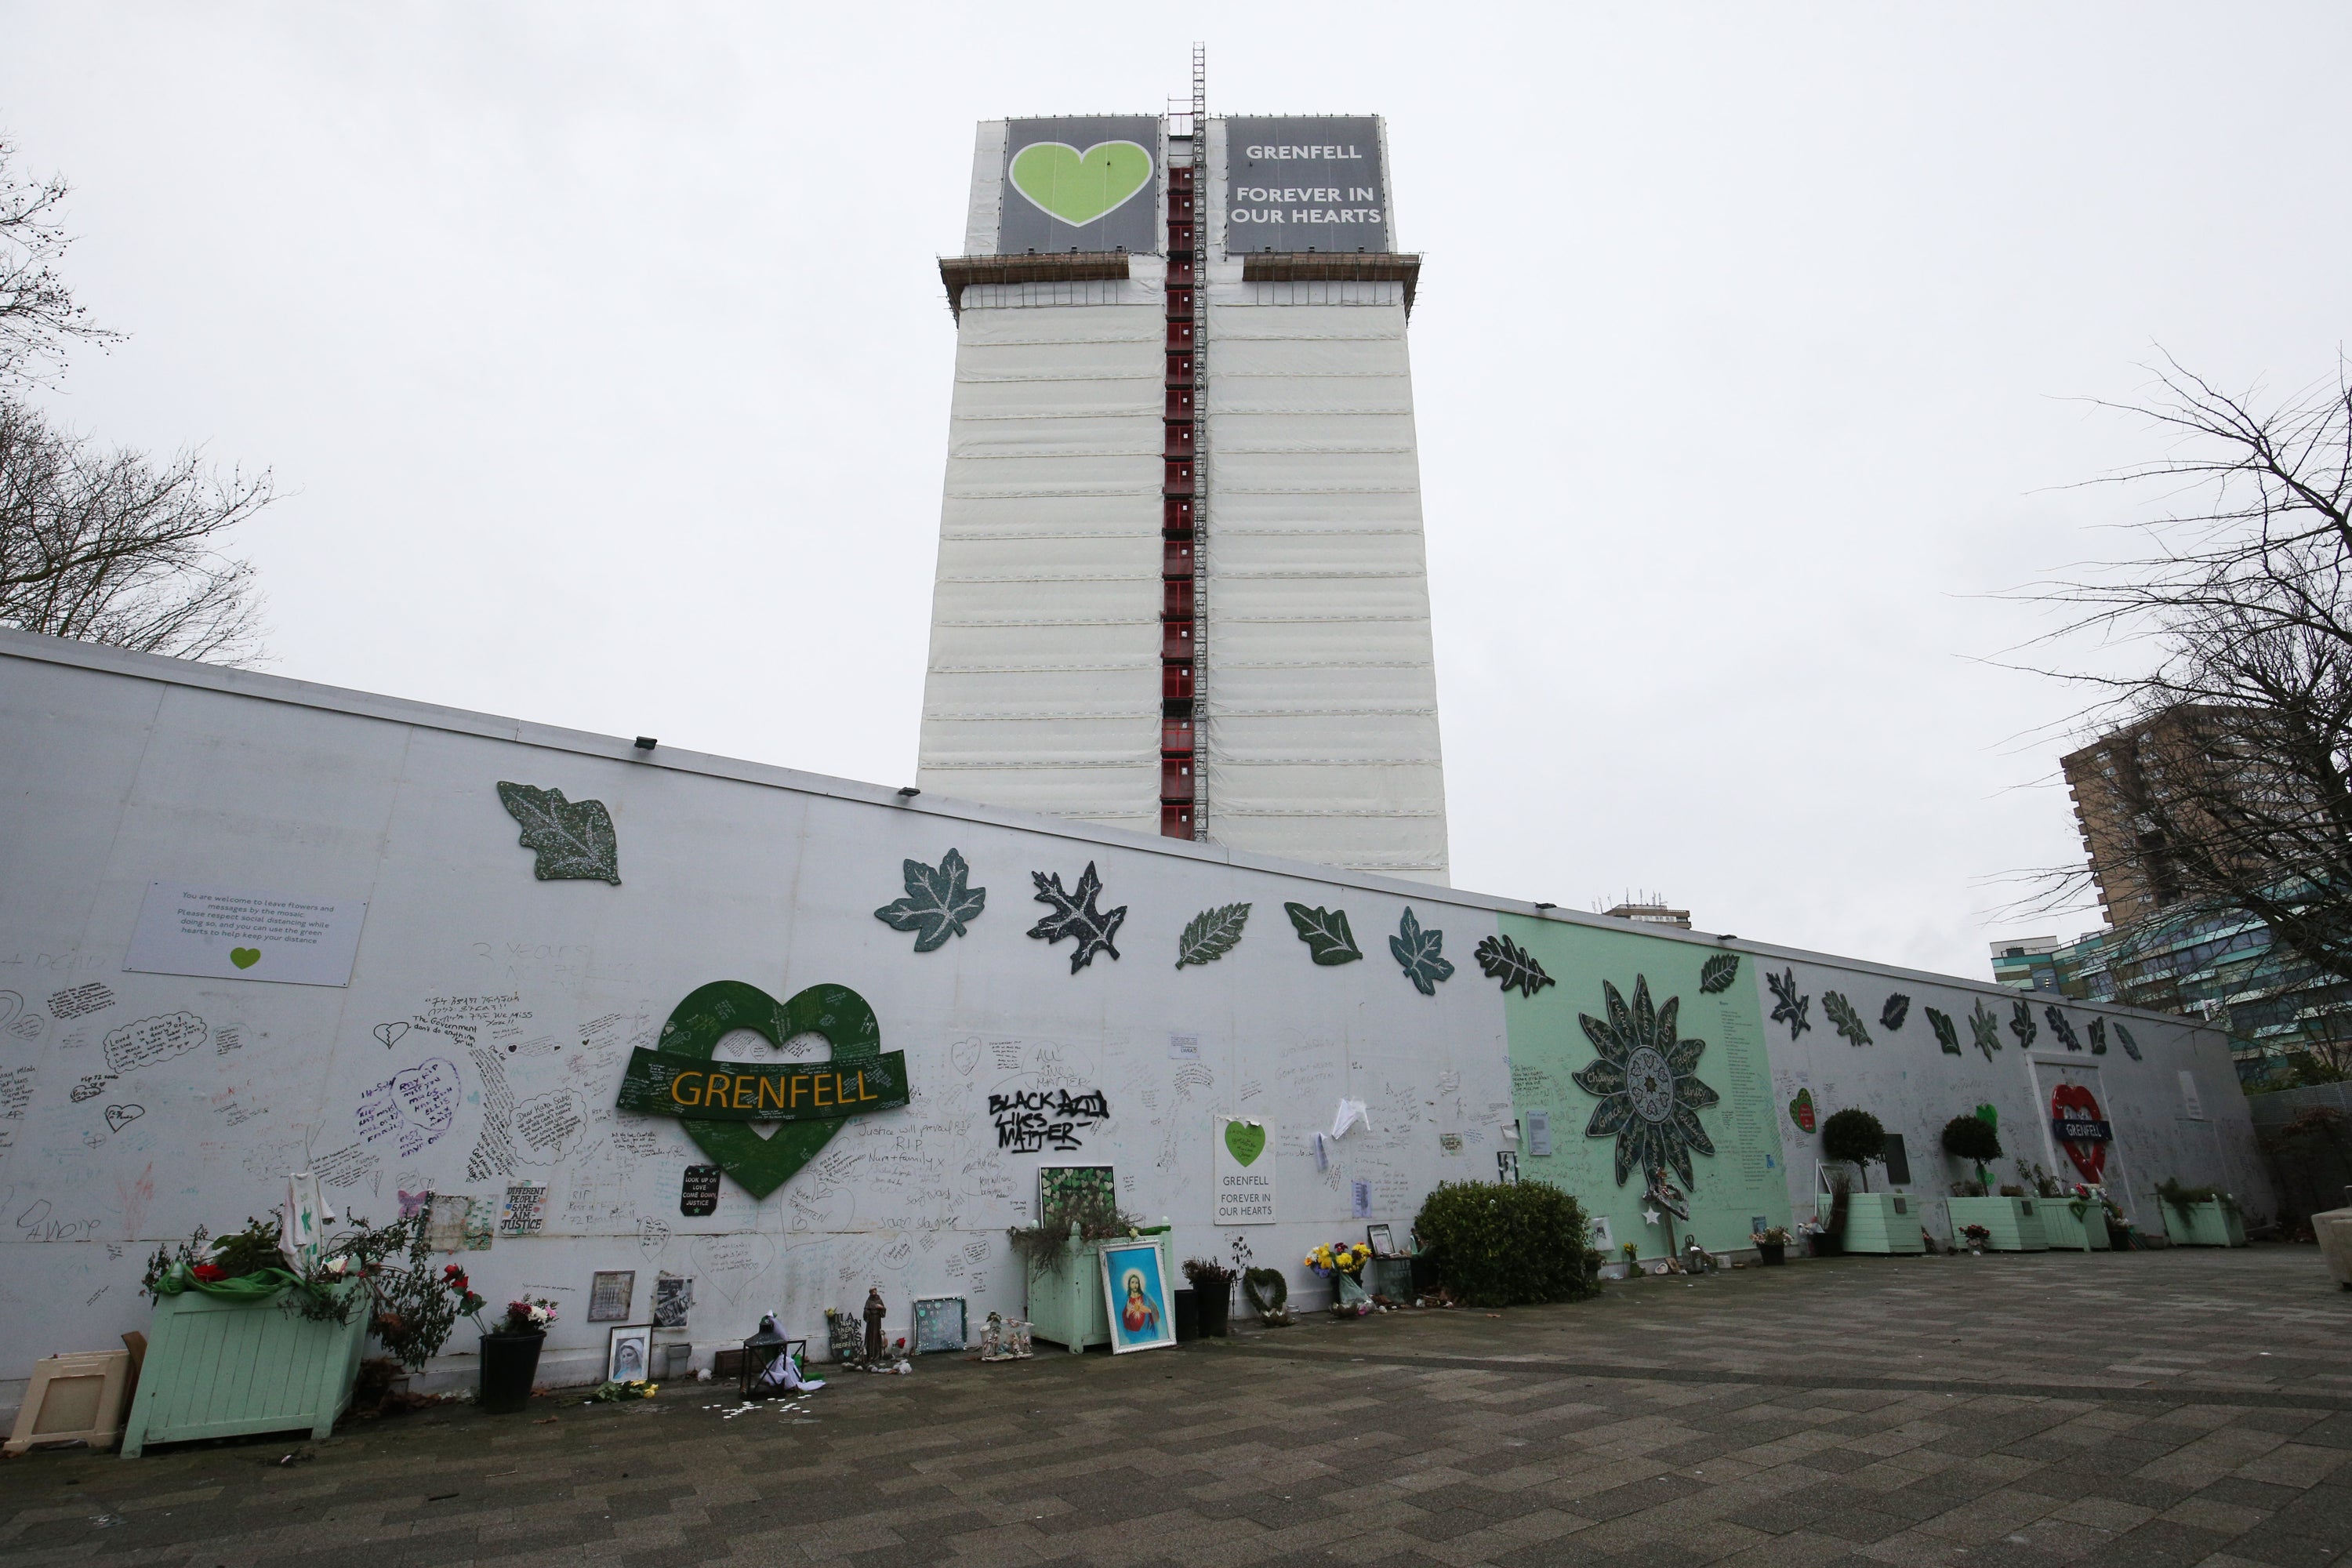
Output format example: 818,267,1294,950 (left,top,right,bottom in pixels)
1839,1193,1926,1254
2161,1198,2246,1248
2038,1200,2112,1252
1024,1231,1171,1352
1947,1196,2050,1252
120,1283,368,1457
